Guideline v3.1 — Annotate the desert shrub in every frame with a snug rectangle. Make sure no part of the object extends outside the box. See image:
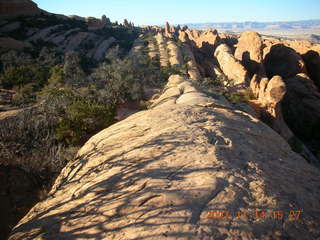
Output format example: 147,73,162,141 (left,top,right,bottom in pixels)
55,99,115,145
201,76,225,87
224,88,254,104
63,51,87,87
47,64,65,87
160,66,186,81
0,64,49,89
92,47,165,105
38,87,115,146
0,108,66,176
12,83,37,105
